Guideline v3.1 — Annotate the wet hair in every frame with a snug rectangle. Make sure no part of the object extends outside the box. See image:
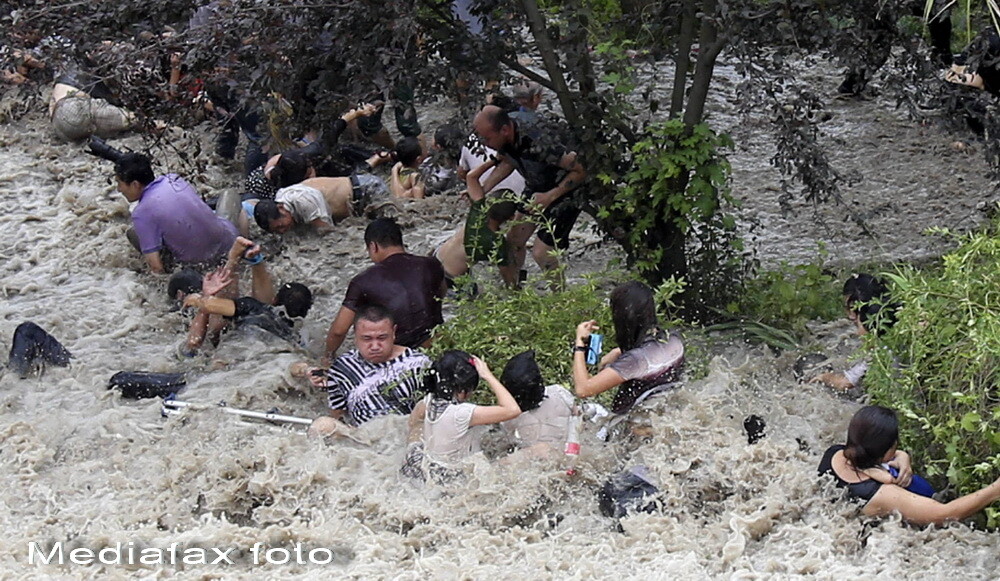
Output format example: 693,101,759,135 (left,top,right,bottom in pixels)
479,105,512,132
253,199,282,232
610,281,659,351
486,92,518,113
364,218,404,248
433,124,465,162
392,136,423,167
486,197,518,224
268,150,311,189
843,405,898,469
500,350,545,411
843,273,895,330
167,269,203,299
114,153,155,186
274,282,312,319
424,350,478,400
355,304,394,326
